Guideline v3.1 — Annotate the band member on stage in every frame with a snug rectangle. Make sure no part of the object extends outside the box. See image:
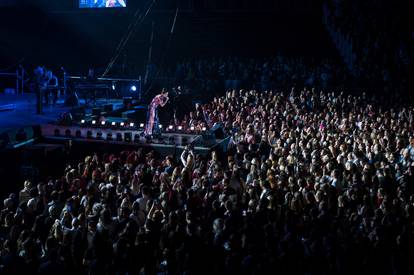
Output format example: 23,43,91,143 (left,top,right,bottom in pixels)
34,66,49,115
46,71,59,106
144,88,169,136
